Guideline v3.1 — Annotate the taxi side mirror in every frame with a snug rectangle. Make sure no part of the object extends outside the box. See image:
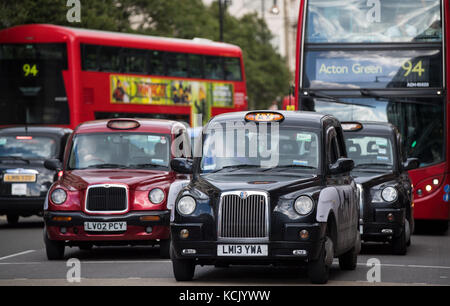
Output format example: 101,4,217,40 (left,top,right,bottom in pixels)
329,158,354,174
44,159,62,172
403,158,419,171
170,158,193,174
